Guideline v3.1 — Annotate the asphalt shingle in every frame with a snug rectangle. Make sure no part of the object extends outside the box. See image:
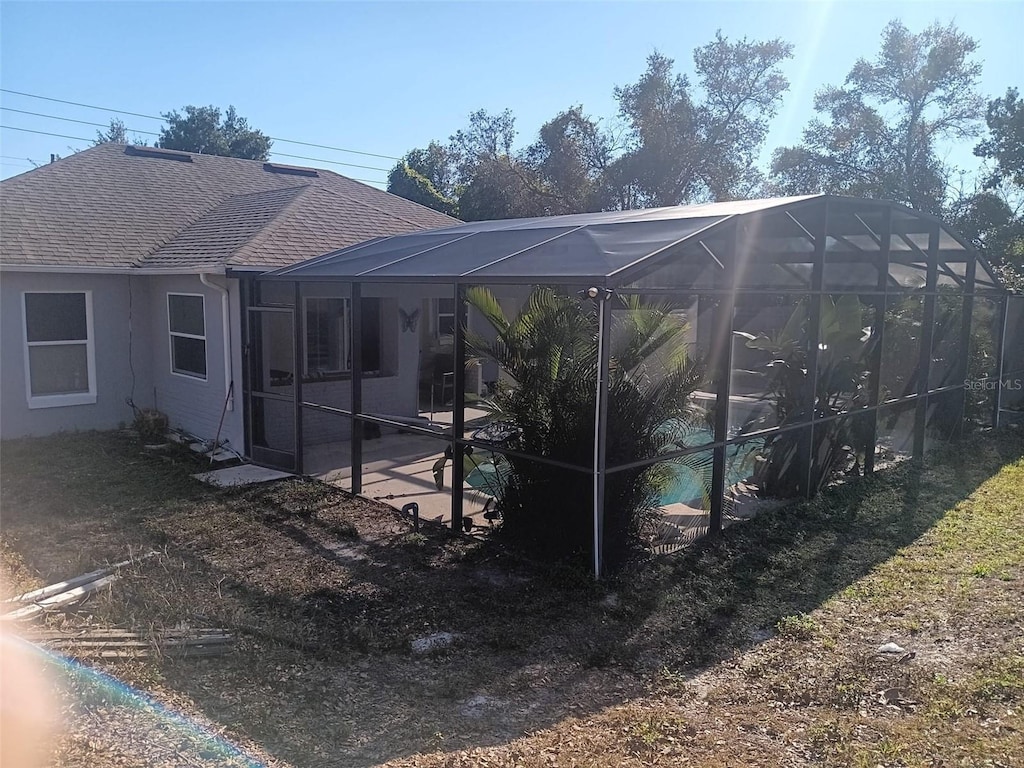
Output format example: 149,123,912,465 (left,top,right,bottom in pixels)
0,143,458,269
